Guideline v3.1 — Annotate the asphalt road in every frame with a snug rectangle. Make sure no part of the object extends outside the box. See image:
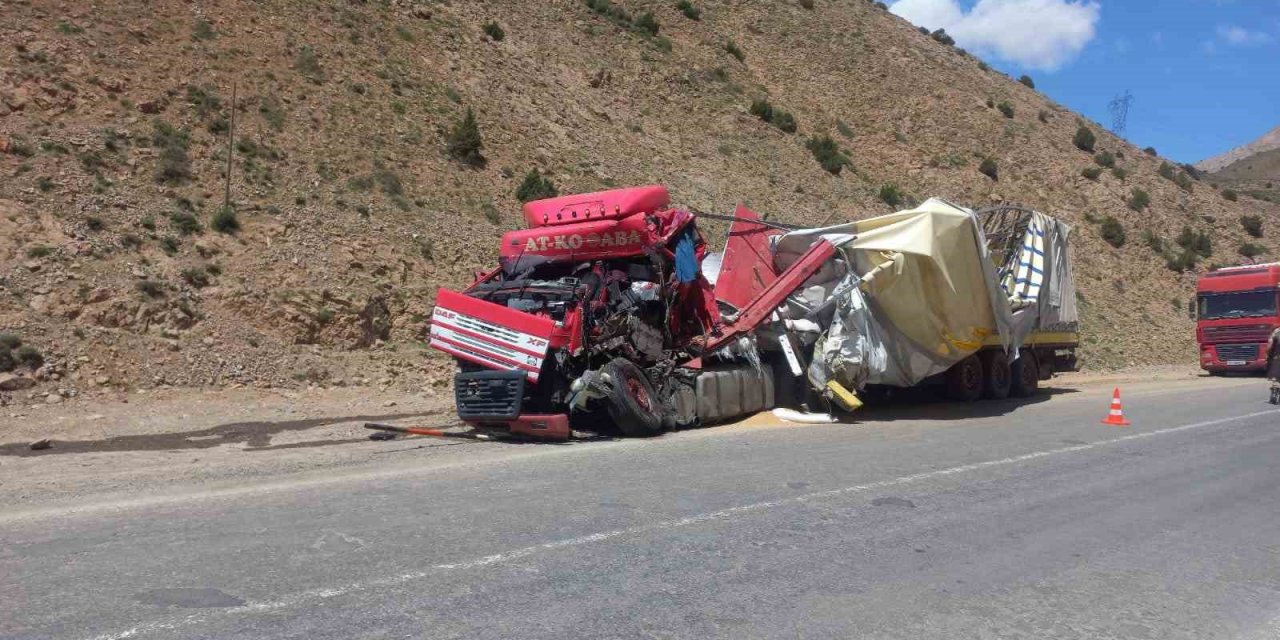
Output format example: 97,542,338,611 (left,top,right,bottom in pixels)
3,377,1280,639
